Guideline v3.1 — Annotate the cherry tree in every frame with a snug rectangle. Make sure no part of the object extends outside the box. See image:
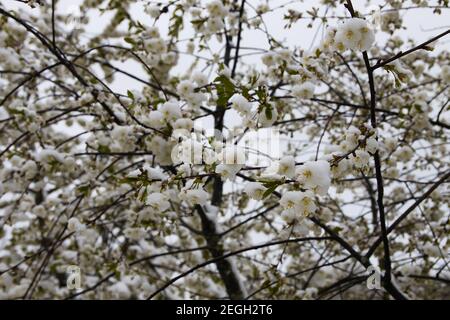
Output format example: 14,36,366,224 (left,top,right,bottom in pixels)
0,0,449,300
